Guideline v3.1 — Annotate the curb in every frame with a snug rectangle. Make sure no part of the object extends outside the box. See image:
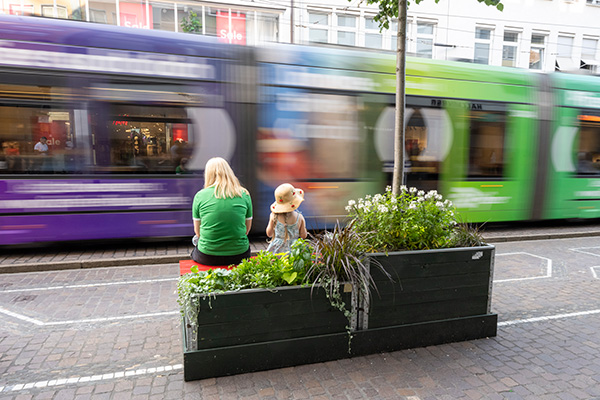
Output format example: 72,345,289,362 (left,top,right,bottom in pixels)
2,231,600,274
0,255,186,274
